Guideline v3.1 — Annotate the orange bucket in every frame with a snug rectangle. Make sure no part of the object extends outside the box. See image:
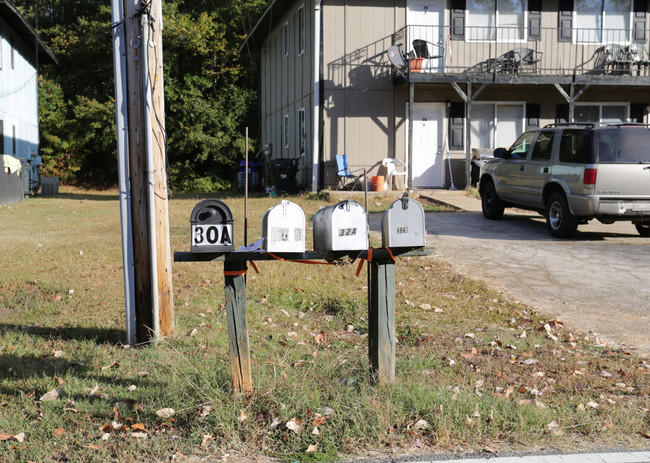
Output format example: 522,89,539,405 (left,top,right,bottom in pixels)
371,175,385,191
